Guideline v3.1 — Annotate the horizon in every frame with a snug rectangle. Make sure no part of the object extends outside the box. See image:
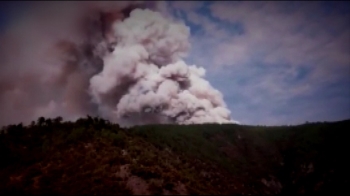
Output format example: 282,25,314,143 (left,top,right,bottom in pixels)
1,115,349,129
